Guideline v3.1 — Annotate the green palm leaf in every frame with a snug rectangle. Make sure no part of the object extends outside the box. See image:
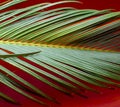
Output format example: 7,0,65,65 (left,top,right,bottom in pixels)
0,0,120,106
